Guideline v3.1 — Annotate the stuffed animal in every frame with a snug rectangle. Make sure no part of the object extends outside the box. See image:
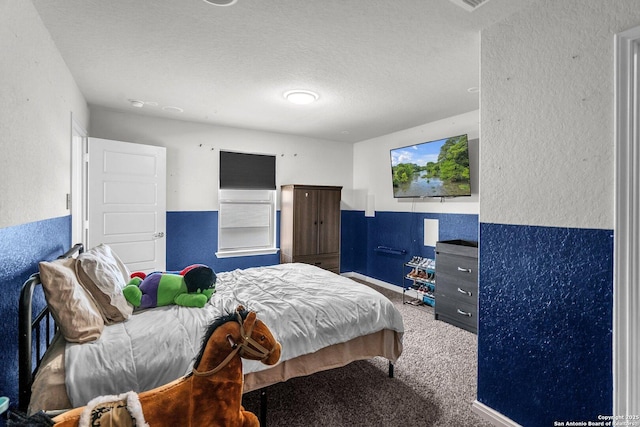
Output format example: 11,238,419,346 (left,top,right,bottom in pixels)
52,306,282,427
123,264,216,309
